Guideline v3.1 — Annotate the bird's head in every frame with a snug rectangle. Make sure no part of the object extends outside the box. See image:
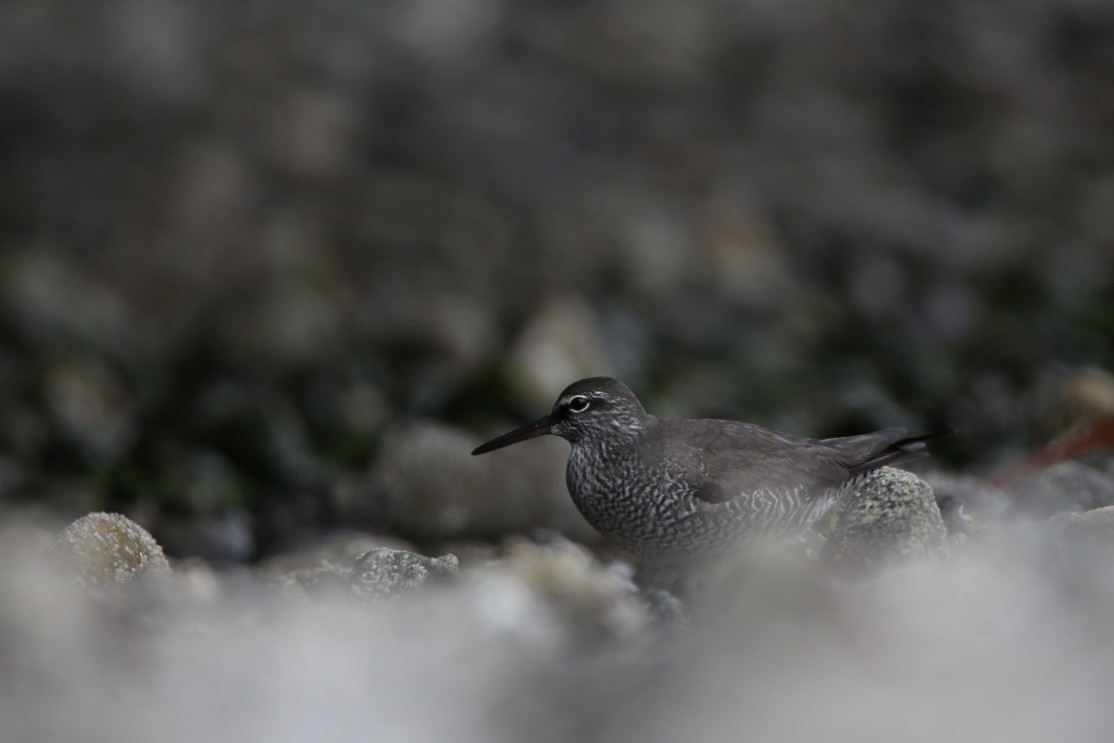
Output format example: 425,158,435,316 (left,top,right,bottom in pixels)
471,377,647,454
